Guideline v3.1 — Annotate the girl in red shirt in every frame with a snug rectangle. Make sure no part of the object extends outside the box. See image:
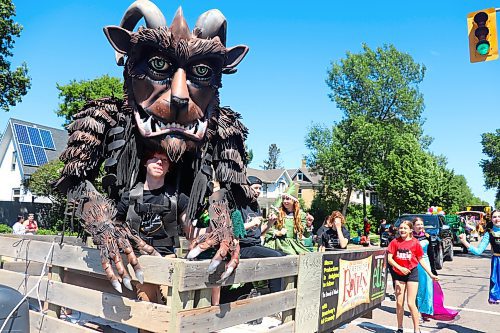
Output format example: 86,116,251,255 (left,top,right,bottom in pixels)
388,220,438,333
